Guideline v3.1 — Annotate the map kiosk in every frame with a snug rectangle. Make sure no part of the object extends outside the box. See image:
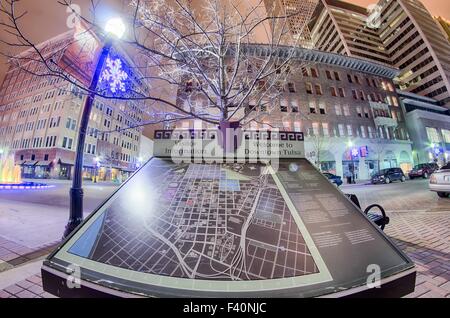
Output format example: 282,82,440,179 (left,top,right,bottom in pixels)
42,130,416,297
